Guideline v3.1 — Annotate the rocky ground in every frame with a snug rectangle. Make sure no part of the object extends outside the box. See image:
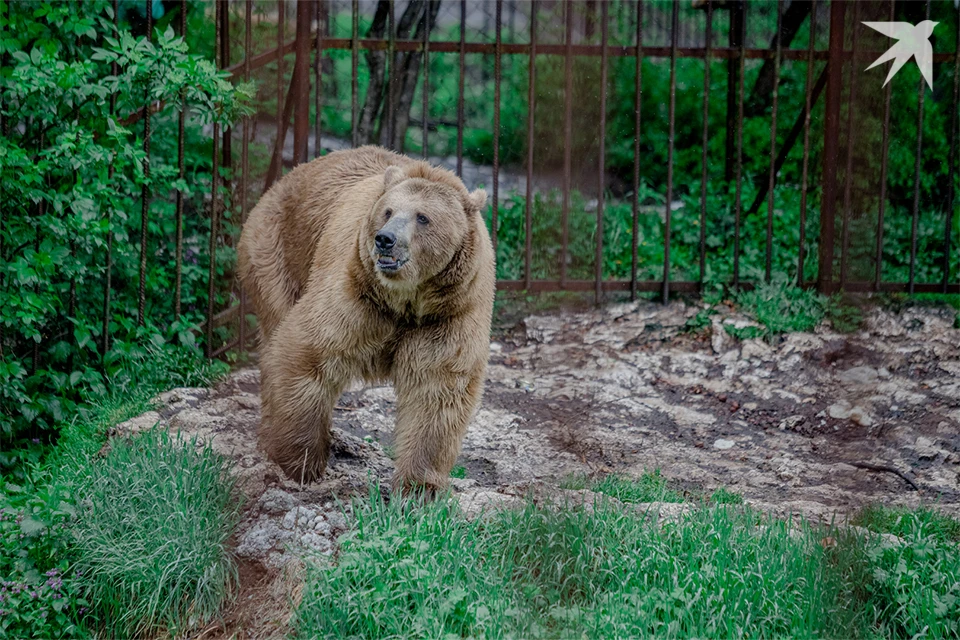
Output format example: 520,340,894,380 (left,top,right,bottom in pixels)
114,299,959,637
